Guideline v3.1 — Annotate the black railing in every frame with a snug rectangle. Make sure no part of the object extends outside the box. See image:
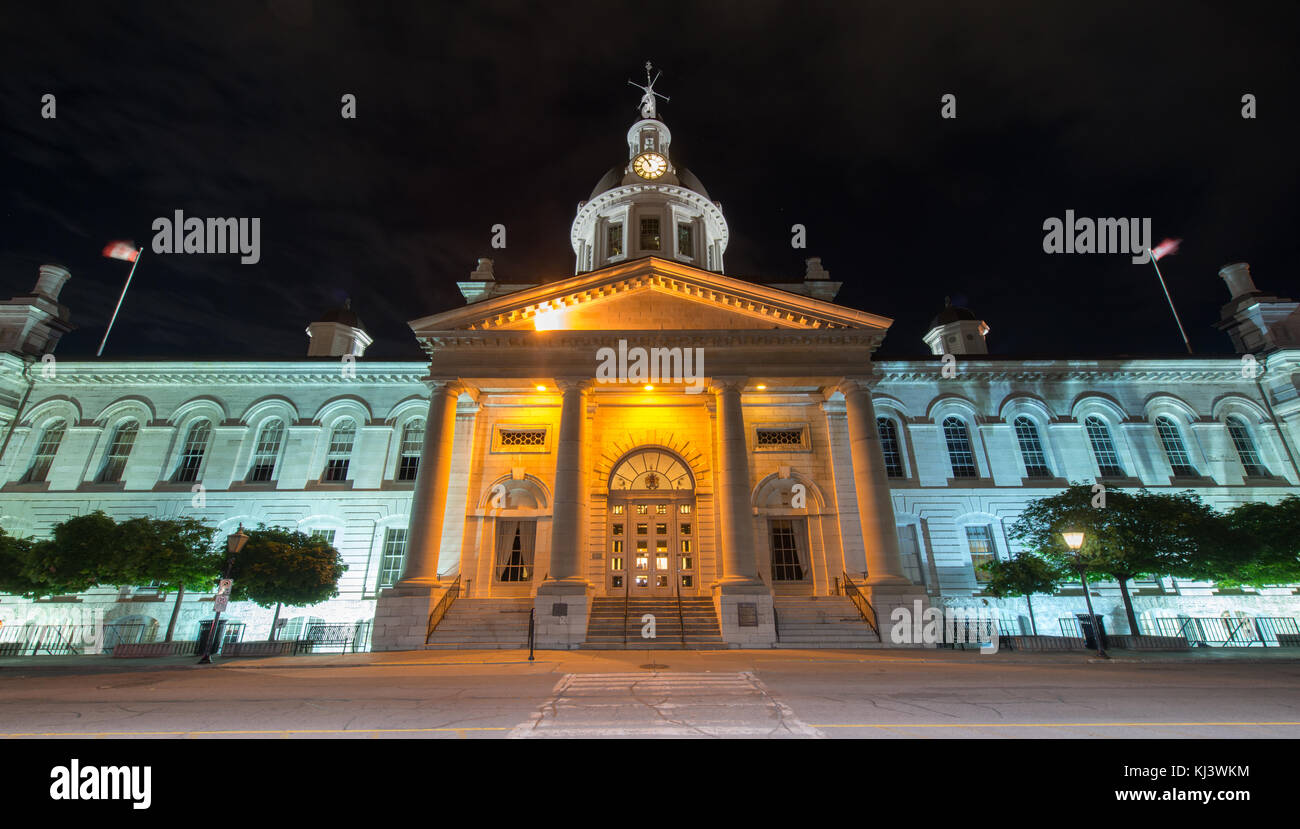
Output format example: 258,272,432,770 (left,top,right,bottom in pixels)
1152,616,1299,647
296,621,372,654
839,571,879,637
675,580,686,648
425,575,461,643
527,608,535,661
622,575,631,647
